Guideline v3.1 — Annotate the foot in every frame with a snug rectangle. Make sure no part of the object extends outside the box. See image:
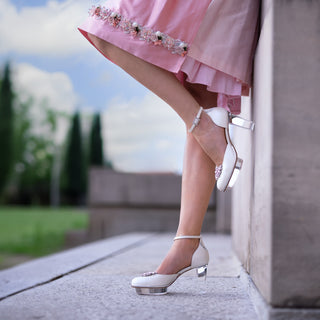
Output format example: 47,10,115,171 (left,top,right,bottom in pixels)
191,109,227,166
156,238,200,275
